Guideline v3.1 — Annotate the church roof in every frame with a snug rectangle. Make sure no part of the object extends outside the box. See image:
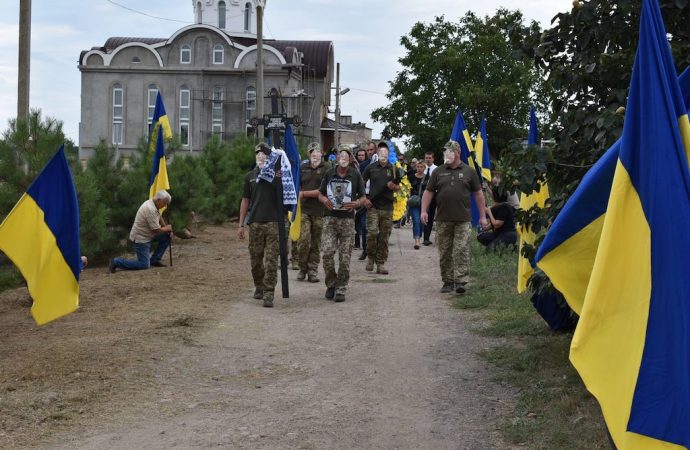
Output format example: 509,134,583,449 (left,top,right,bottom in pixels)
84,33,333,78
